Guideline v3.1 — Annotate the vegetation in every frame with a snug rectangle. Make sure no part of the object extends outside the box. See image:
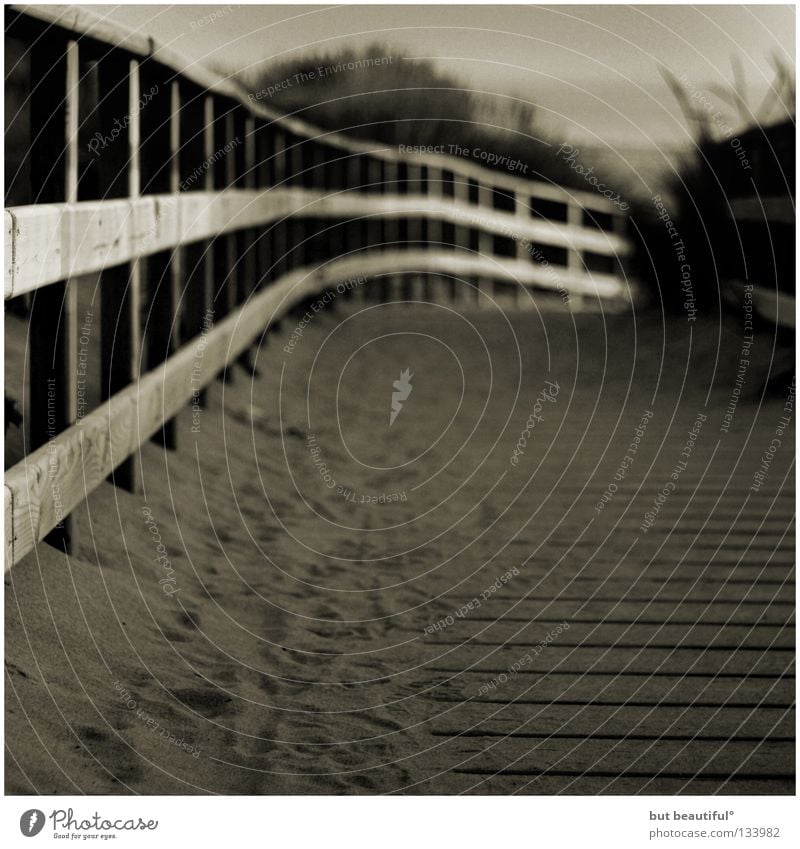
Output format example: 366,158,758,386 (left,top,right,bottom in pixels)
628,56,795,313
241,44,600,189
